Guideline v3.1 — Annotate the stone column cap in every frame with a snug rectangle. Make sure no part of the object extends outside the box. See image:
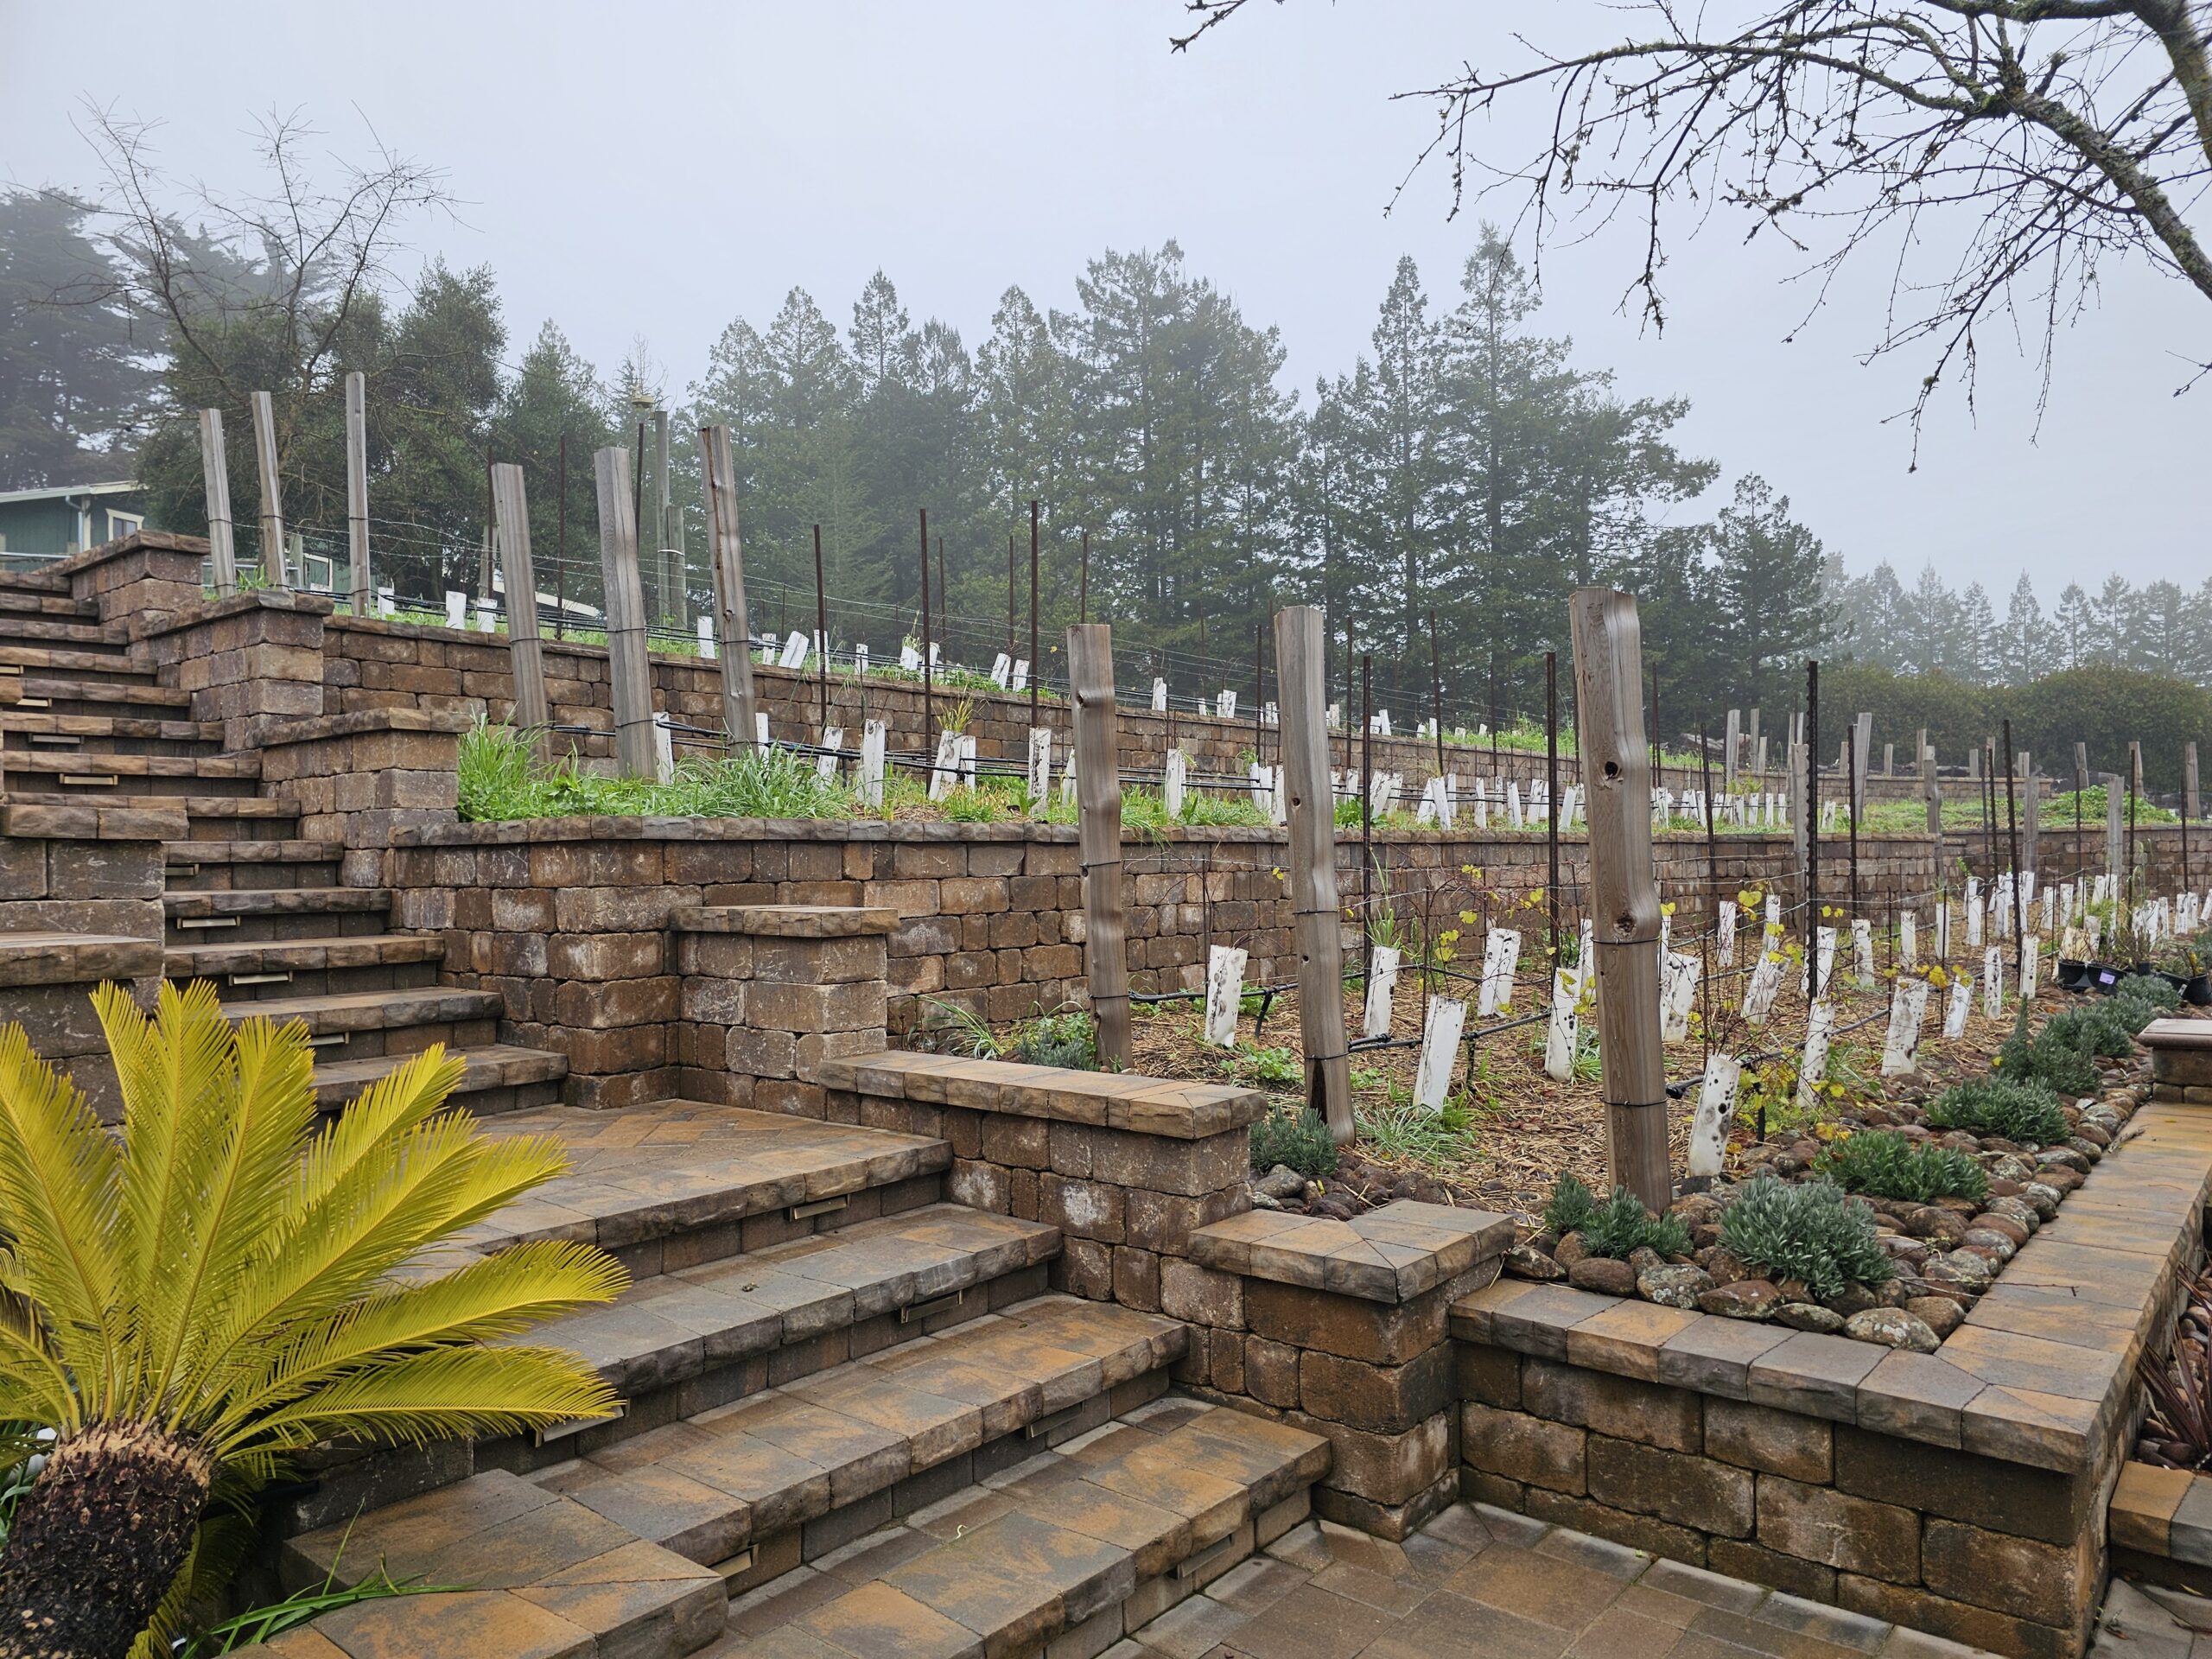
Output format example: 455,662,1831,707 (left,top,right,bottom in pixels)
1192,1201,1513,1304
